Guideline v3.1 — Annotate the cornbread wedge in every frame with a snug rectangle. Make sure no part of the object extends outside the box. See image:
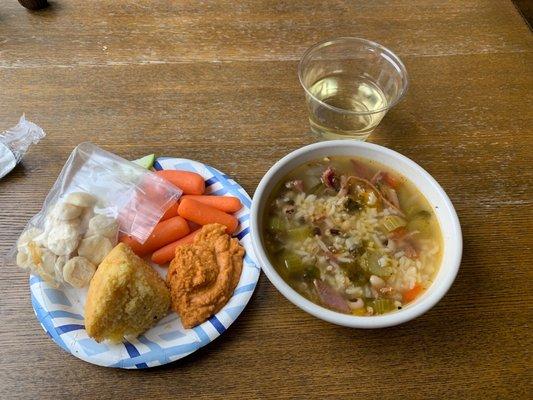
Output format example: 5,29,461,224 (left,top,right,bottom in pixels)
85,243,170,342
